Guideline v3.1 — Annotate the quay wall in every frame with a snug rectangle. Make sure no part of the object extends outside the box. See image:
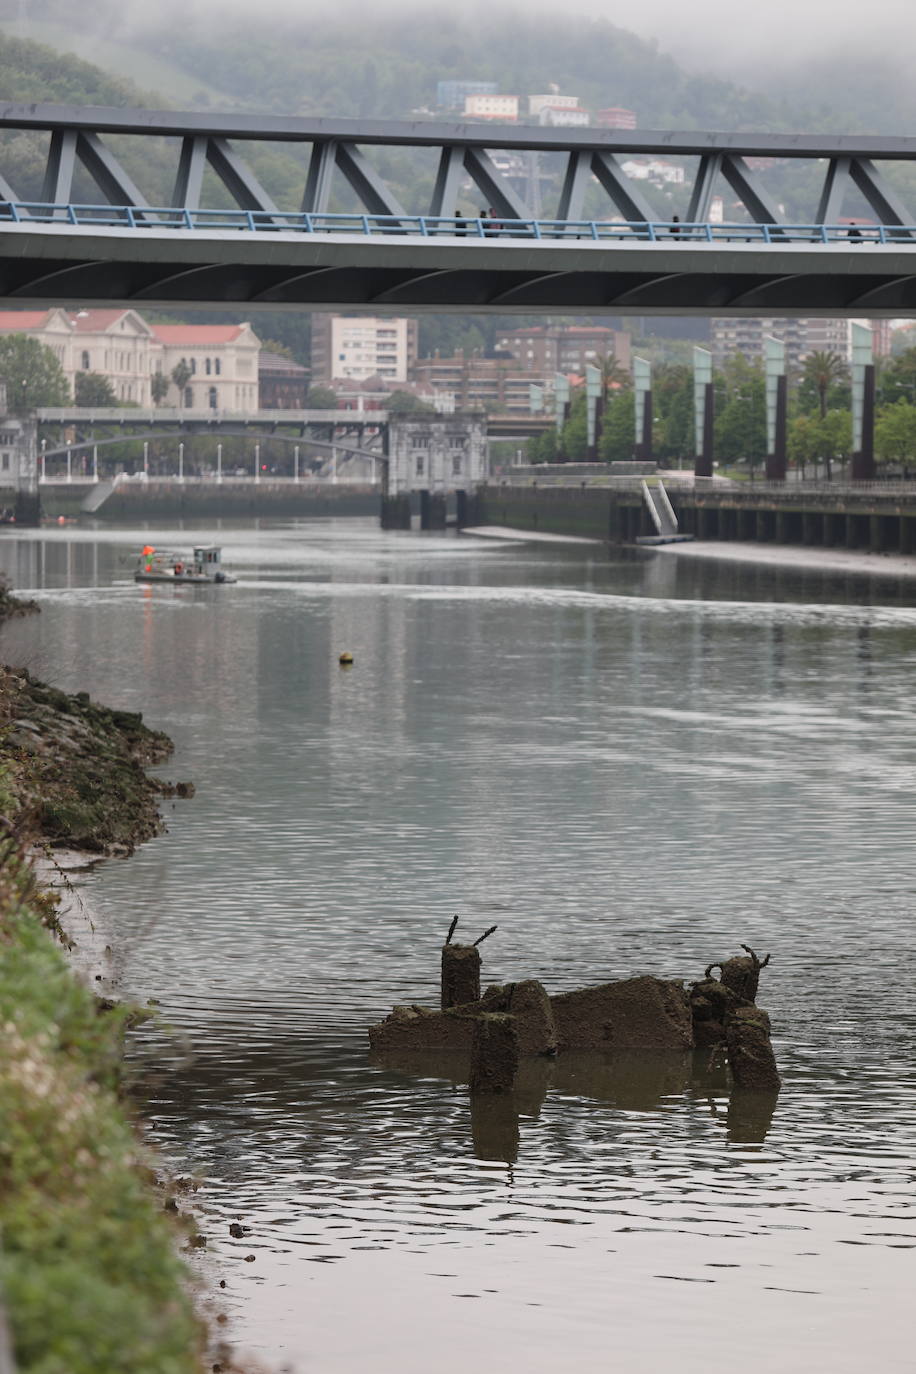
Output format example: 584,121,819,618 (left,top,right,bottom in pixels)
477,482,916,555
39,481,380,521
